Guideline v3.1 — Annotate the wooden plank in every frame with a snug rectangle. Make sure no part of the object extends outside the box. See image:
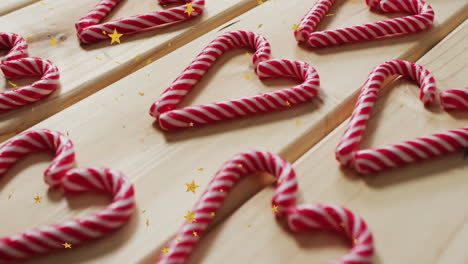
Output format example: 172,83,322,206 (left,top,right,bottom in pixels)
0,0,259,141
0,1,466,263
189,20,468,263
0,0,37,16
